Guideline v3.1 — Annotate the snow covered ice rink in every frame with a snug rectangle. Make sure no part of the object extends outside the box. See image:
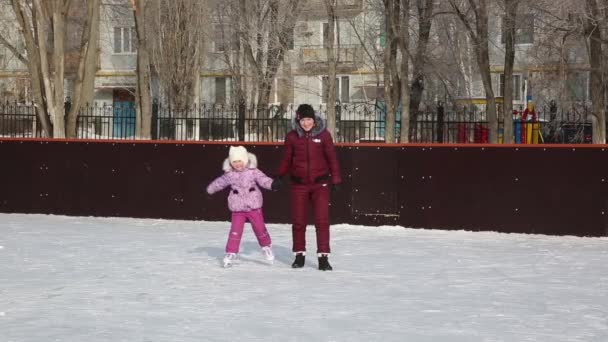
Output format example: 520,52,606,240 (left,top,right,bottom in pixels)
1,213,607,342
